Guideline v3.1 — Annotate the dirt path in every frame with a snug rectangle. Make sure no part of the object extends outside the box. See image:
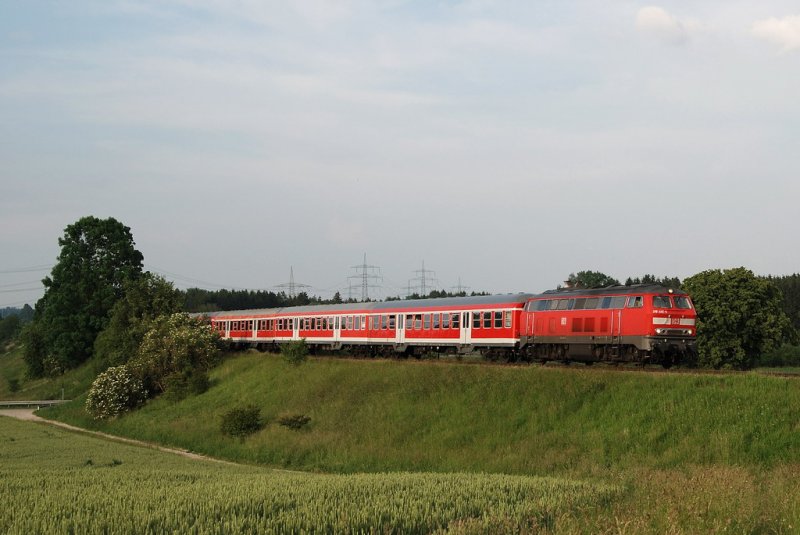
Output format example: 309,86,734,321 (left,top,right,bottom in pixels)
0,408,235,465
